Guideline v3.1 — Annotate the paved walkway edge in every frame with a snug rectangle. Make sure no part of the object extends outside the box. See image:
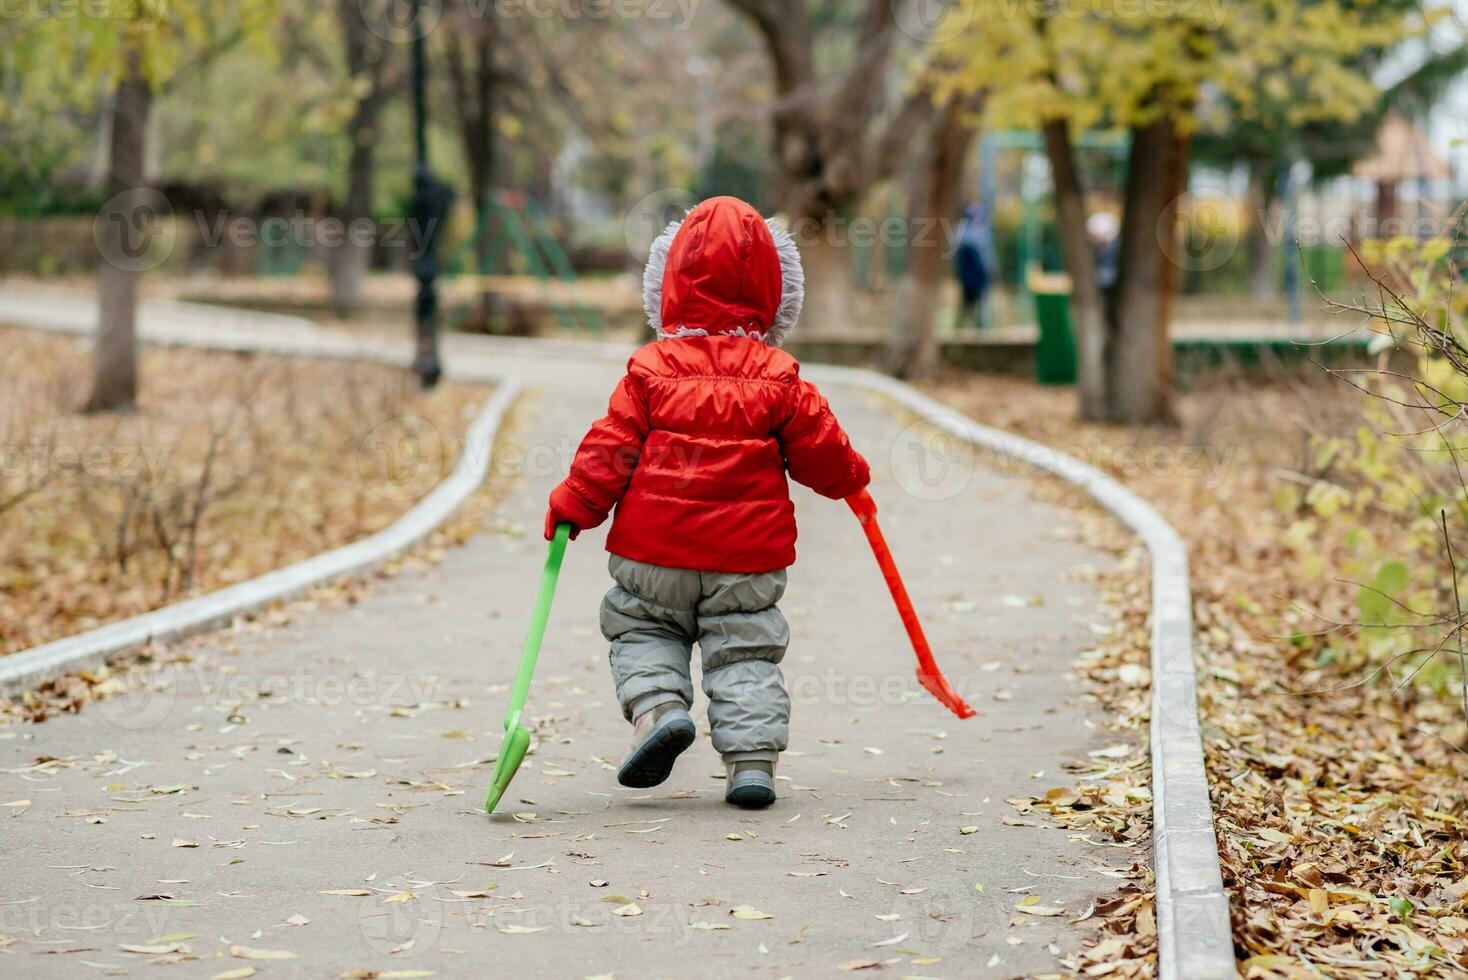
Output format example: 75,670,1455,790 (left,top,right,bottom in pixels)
806,365,1235,980
0,376,522,696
